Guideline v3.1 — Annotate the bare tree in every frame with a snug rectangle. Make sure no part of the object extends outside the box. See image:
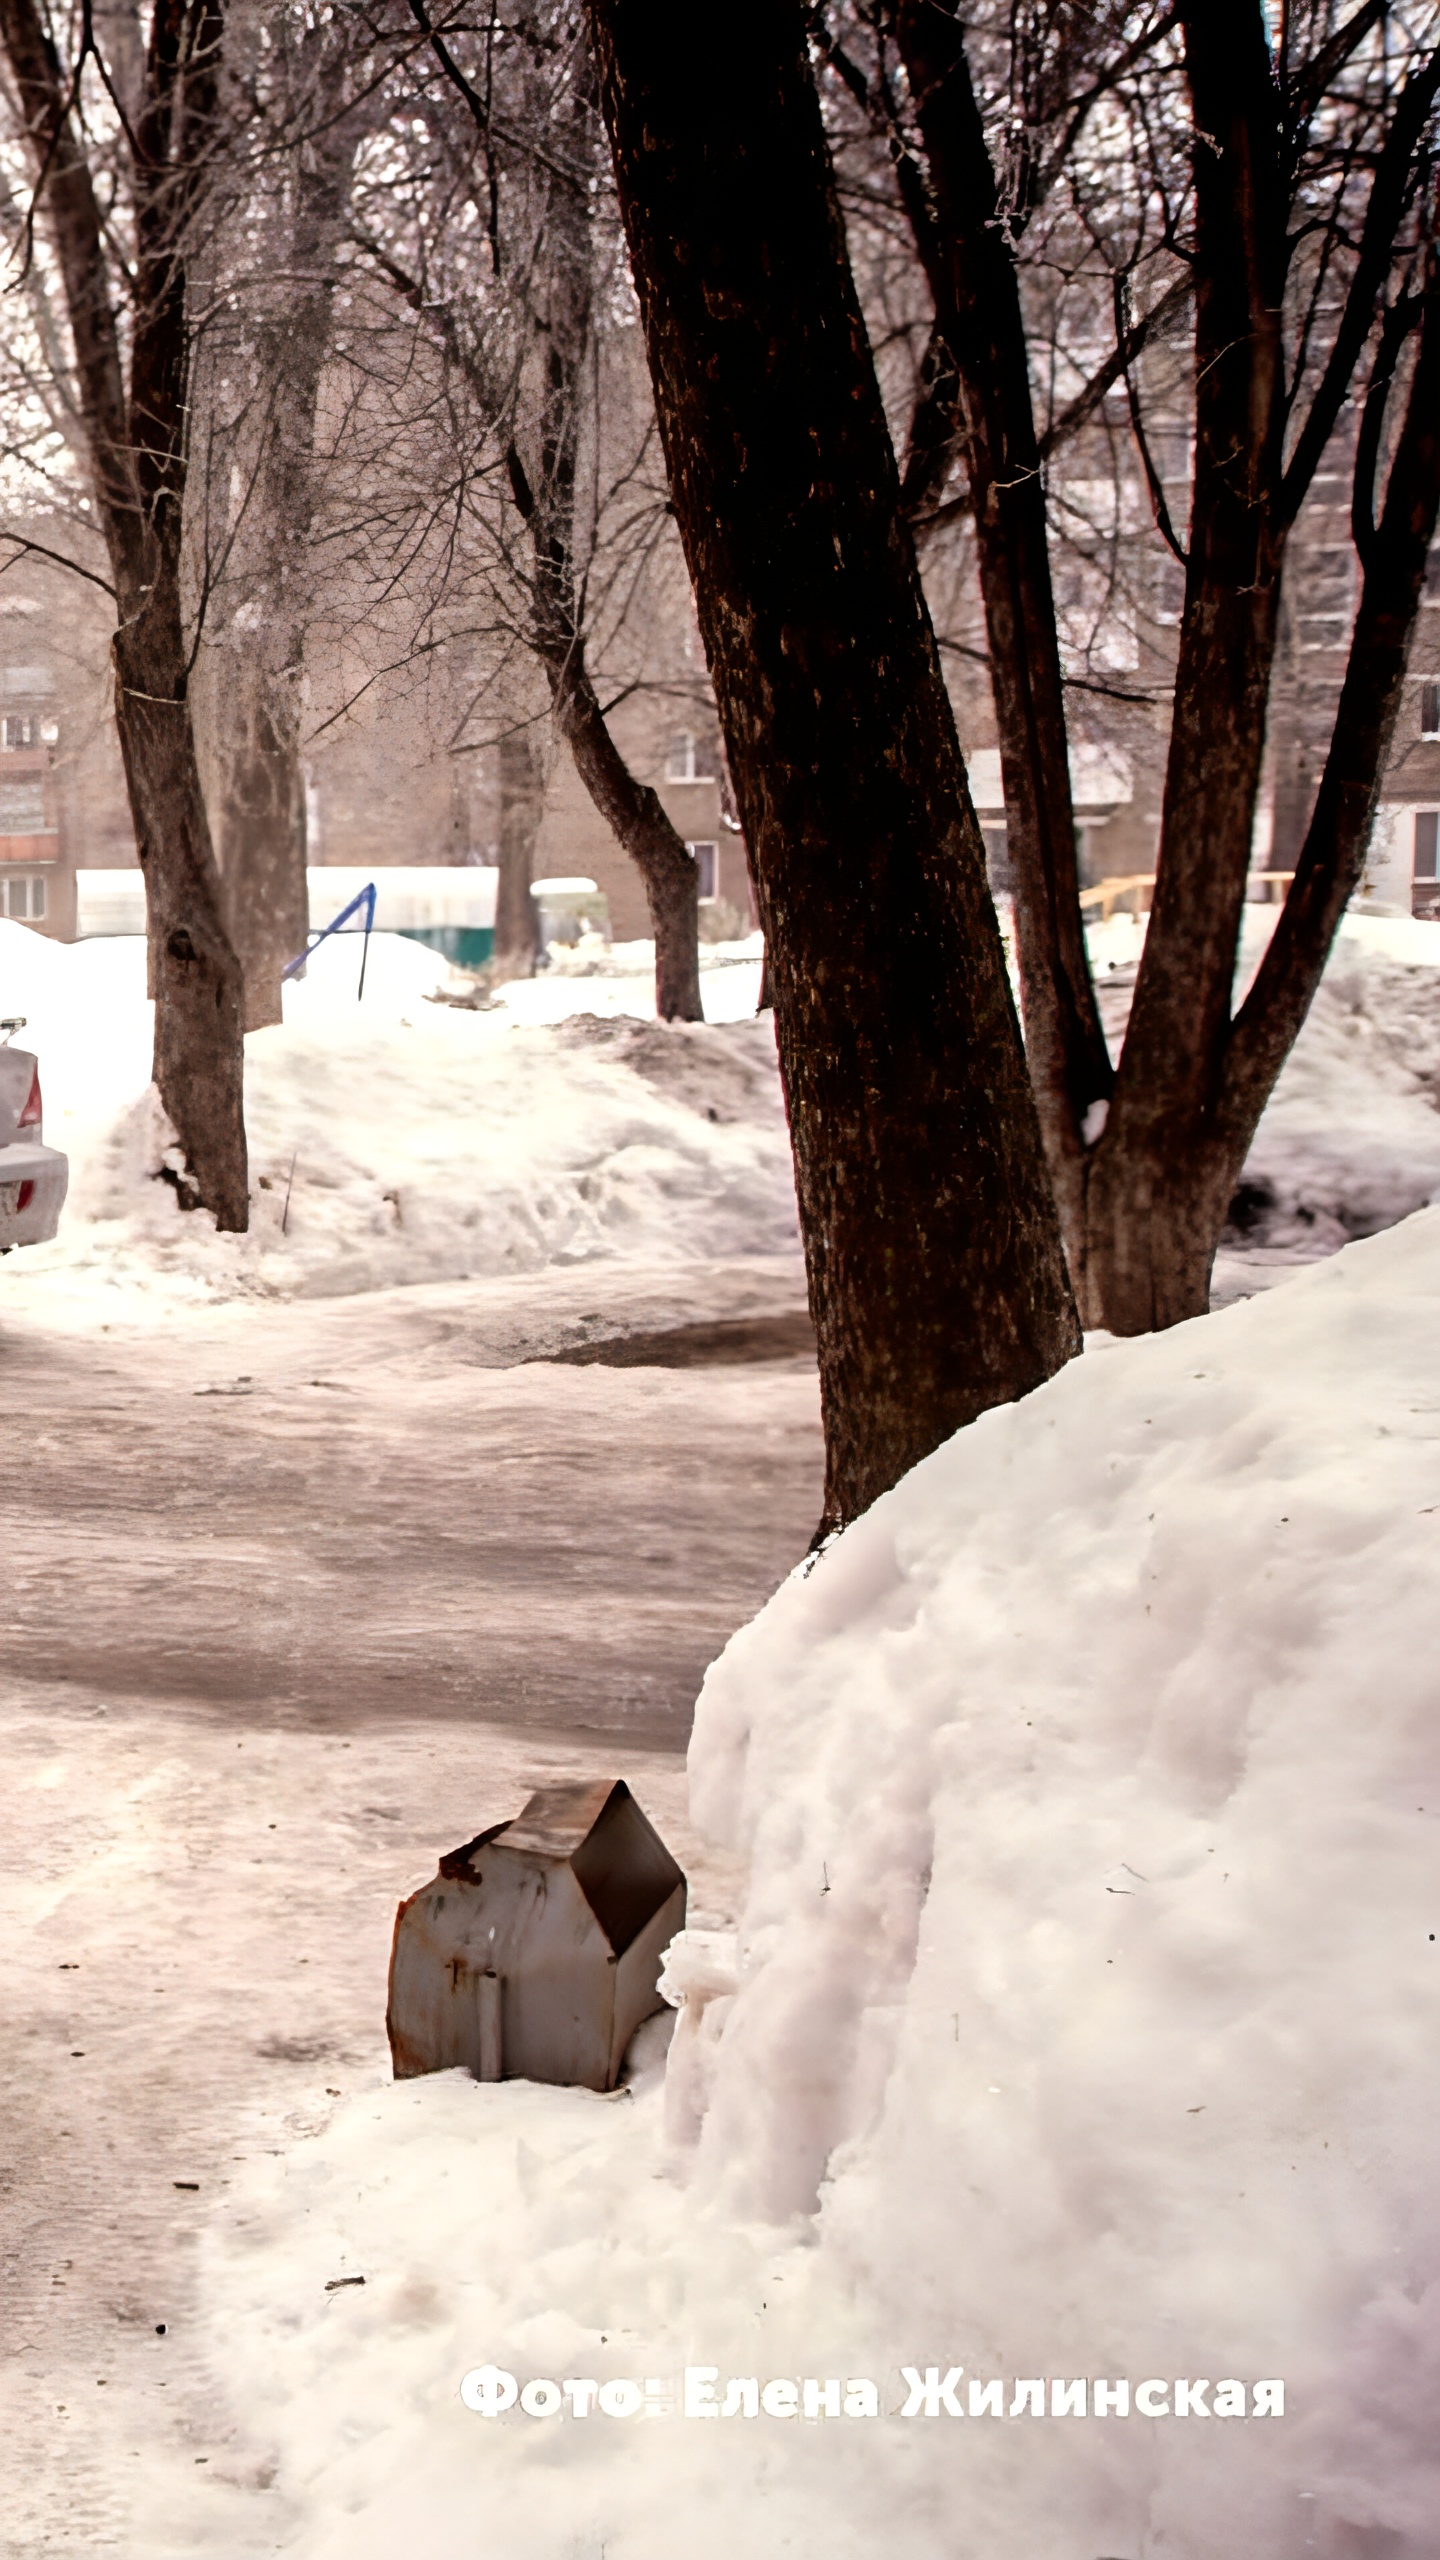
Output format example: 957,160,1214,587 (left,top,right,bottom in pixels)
191,14,376,1029
826,0,1440,1331
0,0,248,1225
587,0,1081,1527
381,1,704,1016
